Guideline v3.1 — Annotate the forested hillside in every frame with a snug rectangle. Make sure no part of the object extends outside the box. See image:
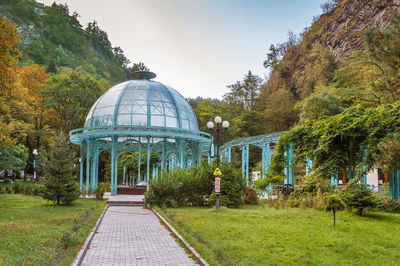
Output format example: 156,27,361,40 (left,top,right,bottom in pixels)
0,0,130,85
256,0,400,132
